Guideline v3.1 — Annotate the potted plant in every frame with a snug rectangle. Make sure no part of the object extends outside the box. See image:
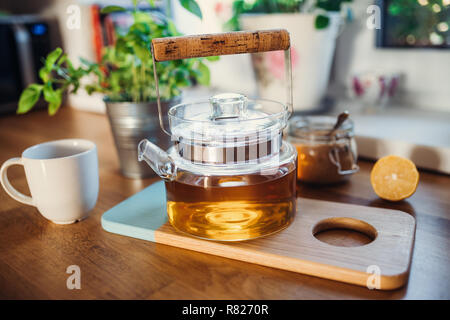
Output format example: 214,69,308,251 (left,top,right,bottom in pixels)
226,0,352,112
16,0,216,178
